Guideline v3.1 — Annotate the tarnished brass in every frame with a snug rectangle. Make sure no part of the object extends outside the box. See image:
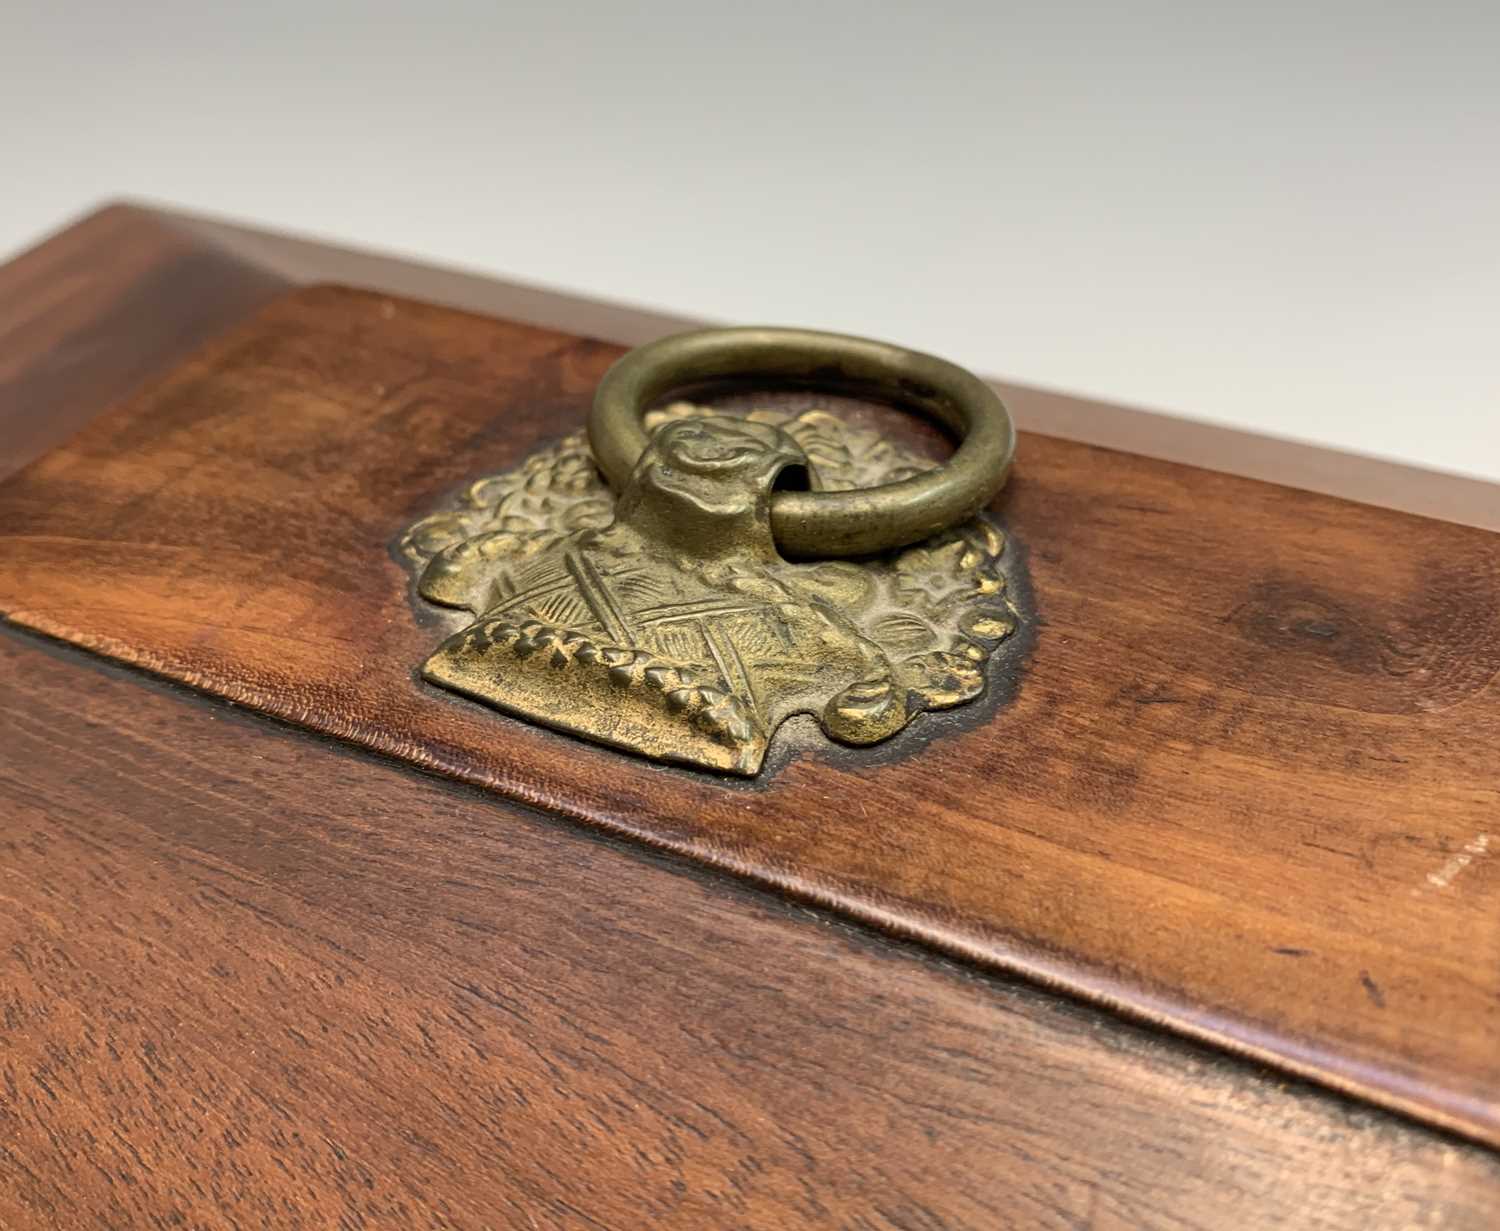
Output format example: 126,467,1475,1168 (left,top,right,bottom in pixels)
590,327,1016,557
400,388,1020,775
